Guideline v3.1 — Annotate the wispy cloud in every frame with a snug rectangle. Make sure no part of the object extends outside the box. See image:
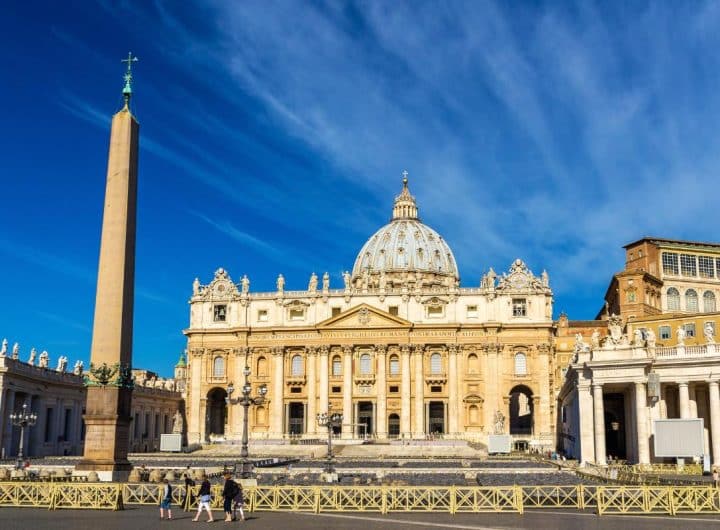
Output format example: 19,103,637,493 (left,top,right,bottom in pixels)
36,311,91,333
